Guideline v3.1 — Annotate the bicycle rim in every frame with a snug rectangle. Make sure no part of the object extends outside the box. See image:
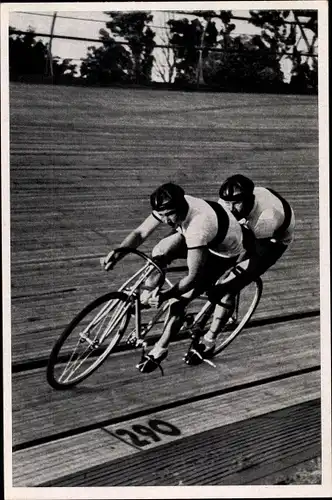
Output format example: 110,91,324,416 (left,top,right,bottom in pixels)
47,292,131,389
212,279,262,355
